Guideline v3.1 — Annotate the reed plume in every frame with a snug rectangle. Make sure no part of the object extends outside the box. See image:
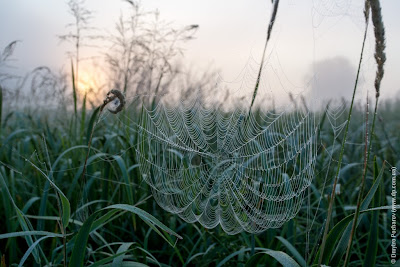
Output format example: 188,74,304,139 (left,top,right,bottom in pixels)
370,0,386,98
